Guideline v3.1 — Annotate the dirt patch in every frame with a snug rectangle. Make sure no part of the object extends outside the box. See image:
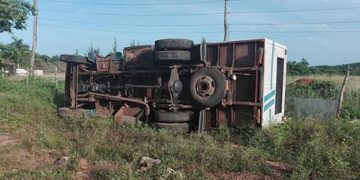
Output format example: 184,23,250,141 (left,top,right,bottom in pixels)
74,159,90,180
207,172,275,180
295,78,314,86
1,148,56,171
0,136,19,147
73,159,118,180
91,161,118,172
266,161,295,172
0,135,56,171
